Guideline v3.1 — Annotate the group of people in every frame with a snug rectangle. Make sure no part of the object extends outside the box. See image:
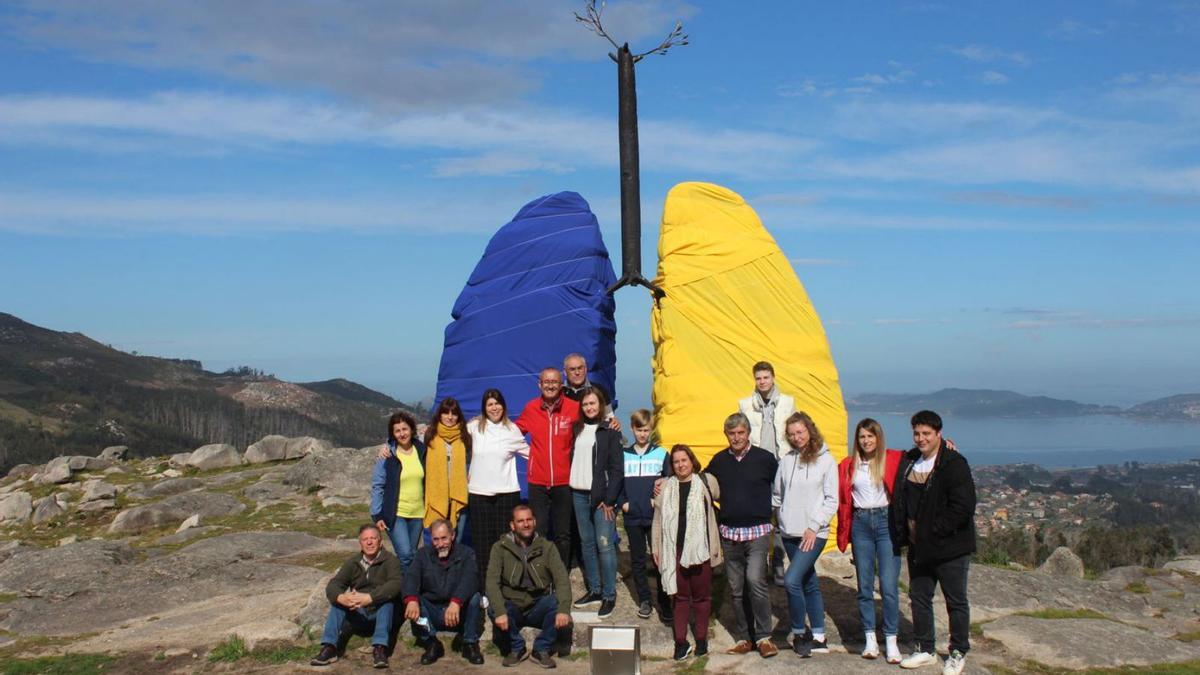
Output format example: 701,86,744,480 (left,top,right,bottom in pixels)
309,357,978,675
